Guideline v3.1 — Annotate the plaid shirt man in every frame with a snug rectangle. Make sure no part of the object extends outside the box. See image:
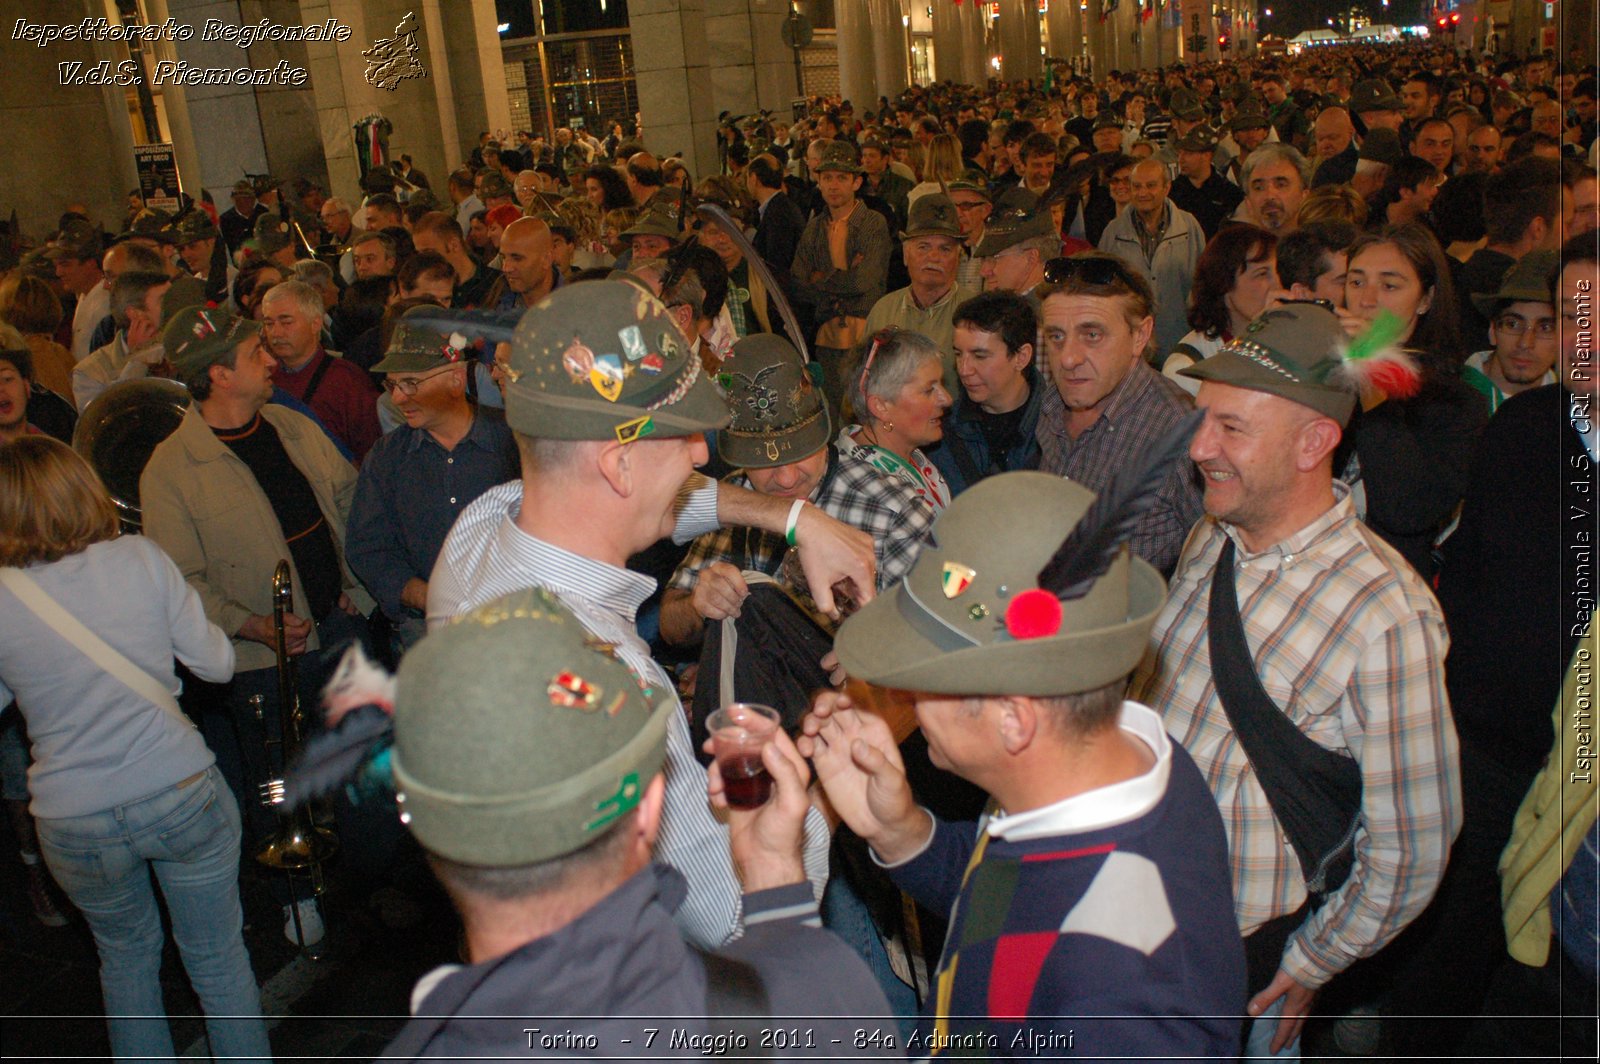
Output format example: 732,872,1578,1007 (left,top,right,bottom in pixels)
670,437,934,614
724,259,753,338
1035,358,1204,573
1130,485,1462,991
